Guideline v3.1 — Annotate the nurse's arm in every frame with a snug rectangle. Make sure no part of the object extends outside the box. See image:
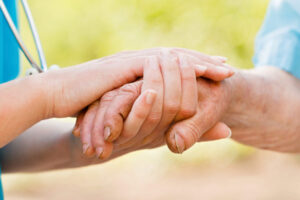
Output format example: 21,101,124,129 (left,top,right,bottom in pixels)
0,55,150,147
